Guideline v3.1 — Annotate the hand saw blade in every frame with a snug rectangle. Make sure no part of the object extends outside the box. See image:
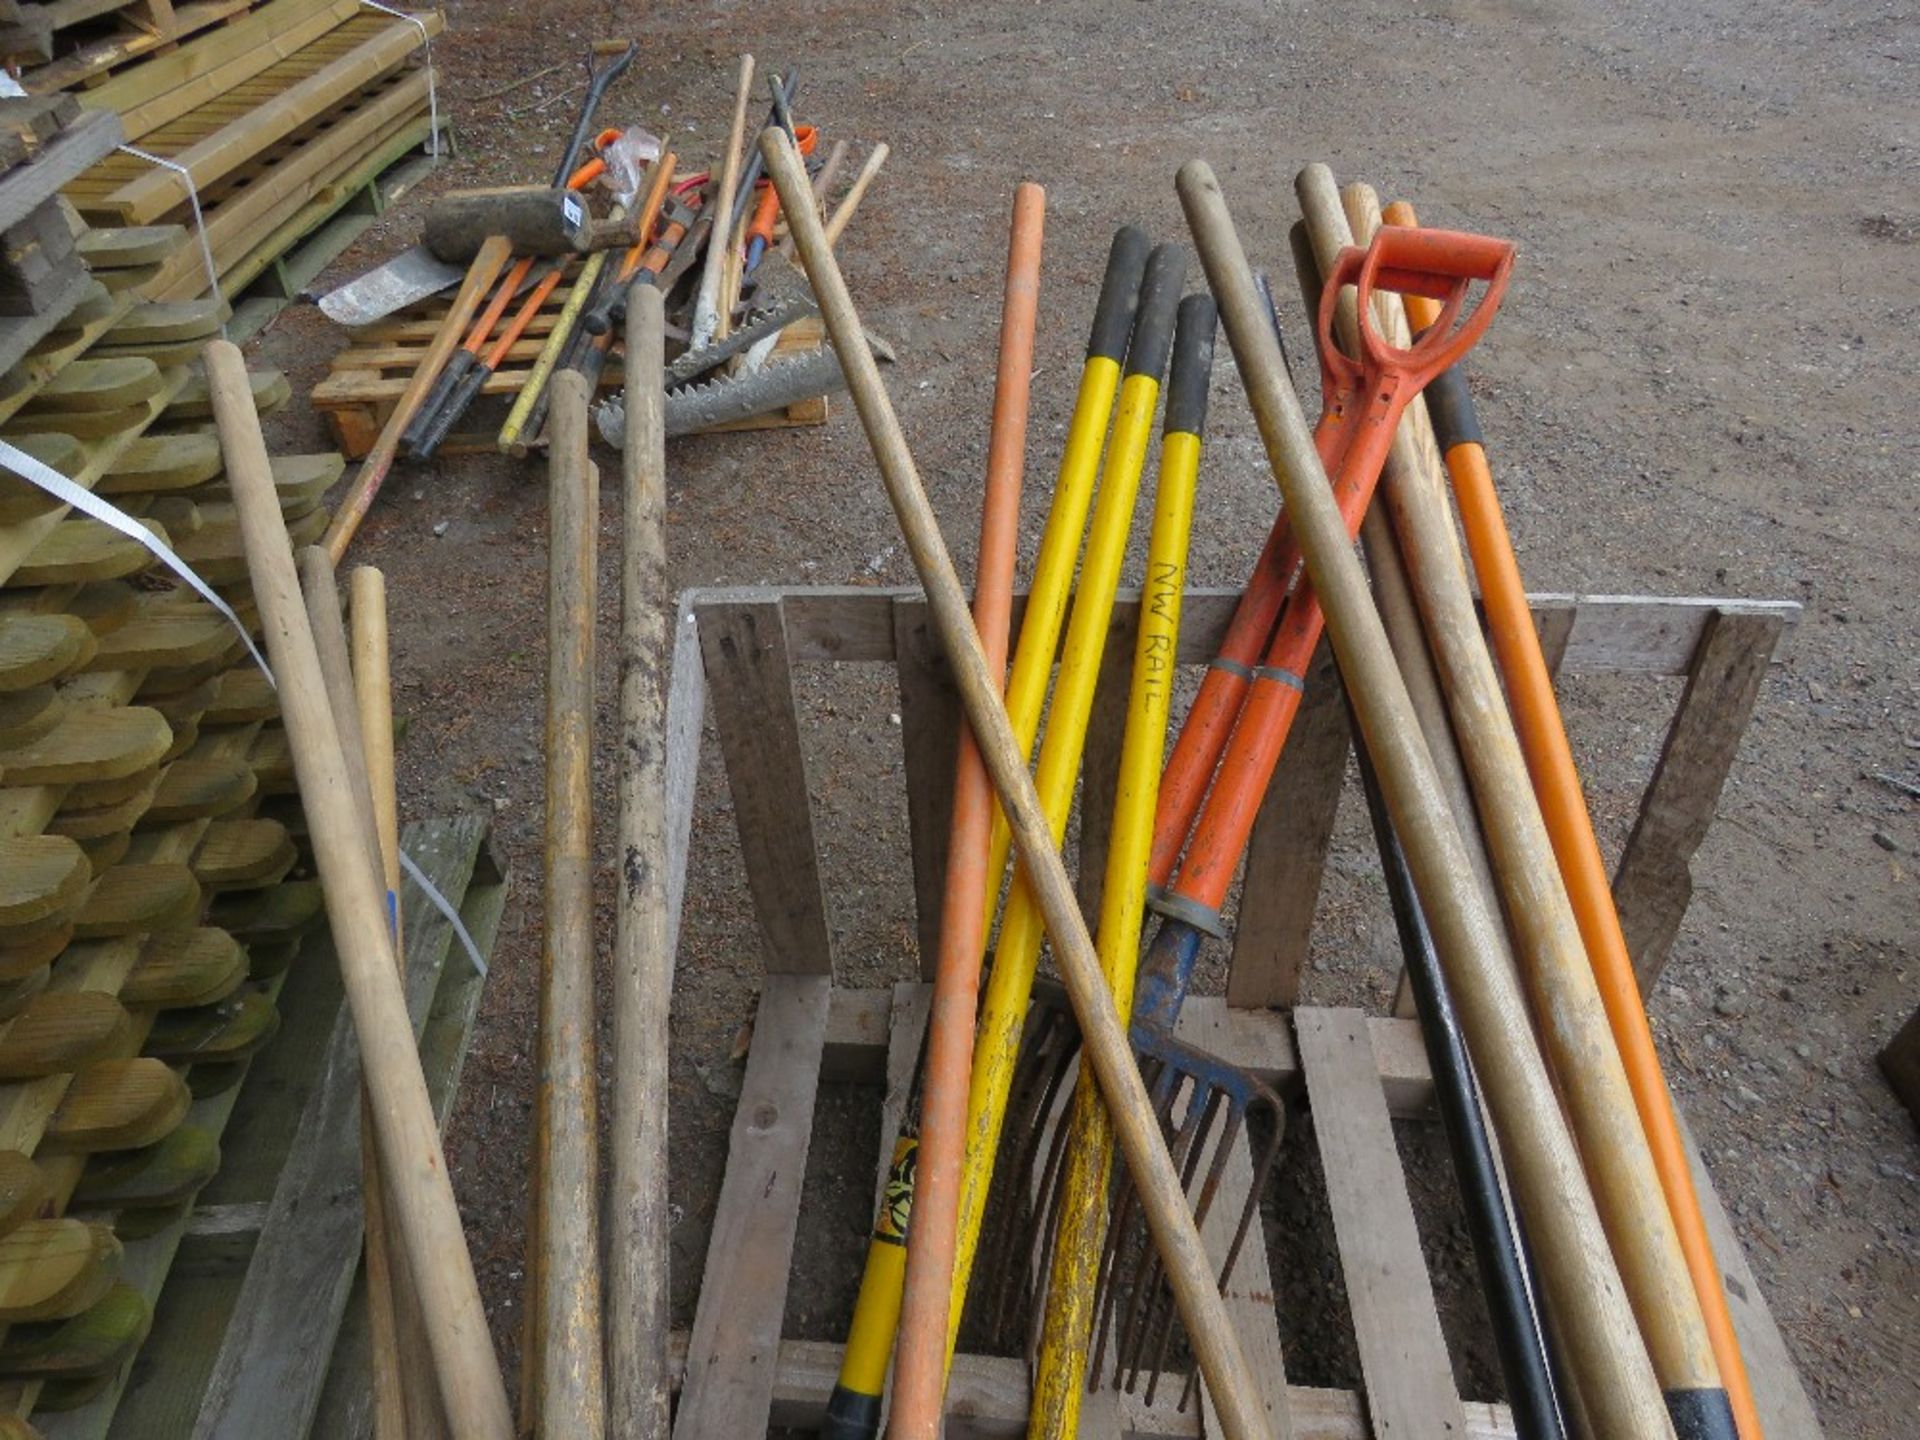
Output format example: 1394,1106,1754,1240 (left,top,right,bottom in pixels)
664,251,818,388
599,330,894,442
